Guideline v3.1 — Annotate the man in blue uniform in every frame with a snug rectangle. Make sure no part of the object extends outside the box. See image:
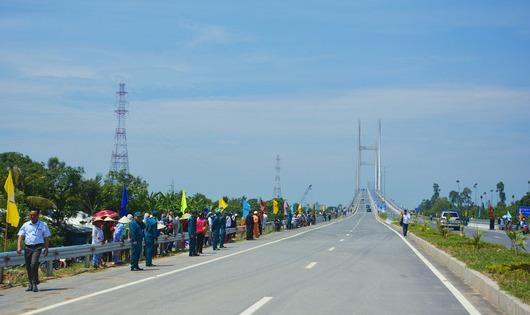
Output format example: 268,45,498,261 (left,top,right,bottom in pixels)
219,212,227,248
188,210,198,256
130,212,145,271
212,210,221,250
144,211,158,266
17,209,51,292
